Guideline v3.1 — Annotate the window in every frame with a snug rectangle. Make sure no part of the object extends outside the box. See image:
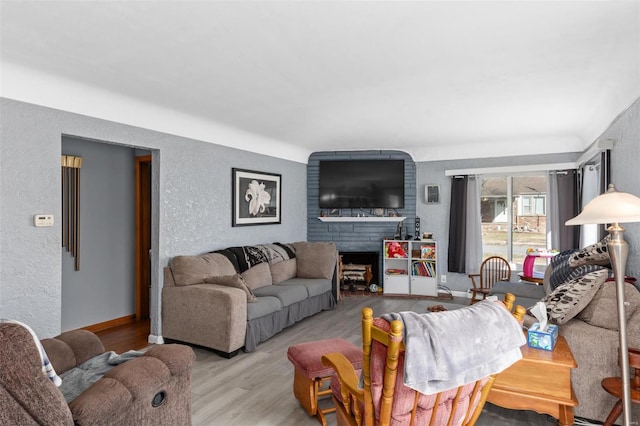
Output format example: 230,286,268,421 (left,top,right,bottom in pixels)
480,175,547,265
